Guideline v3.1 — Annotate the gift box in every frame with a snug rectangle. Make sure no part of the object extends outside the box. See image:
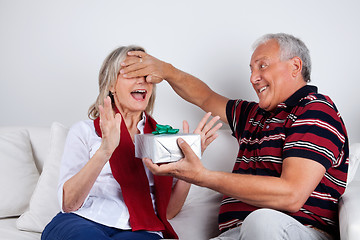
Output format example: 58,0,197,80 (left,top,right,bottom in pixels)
135,133,201,164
